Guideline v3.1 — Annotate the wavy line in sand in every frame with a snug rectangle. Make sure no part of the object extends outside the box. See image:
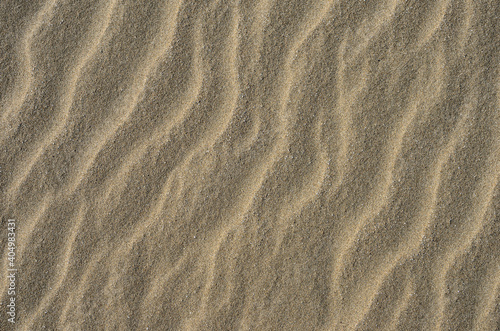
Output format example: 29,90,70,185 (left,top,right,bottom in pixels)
0,0,60,135
0,194,53,304
57,249,107,328
2,0,496,329
265,0,339,254
97,15,204,211
138,253,191,328
457,0,473,54
418,0,451,48
100,0,239,273
328,43,448,329
5,0,120,202
434,122,500,330
271,106,329,257
233,1,343,328
348,62,479,328
473,267,500,330
230,0,274,154
43,0,185,199
329,29,371,196
387,274,417,331
352,109,471,330
101,2,241,327
22,200,87,330
245,0,274,72
345,0,401,62
160,3,243,328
